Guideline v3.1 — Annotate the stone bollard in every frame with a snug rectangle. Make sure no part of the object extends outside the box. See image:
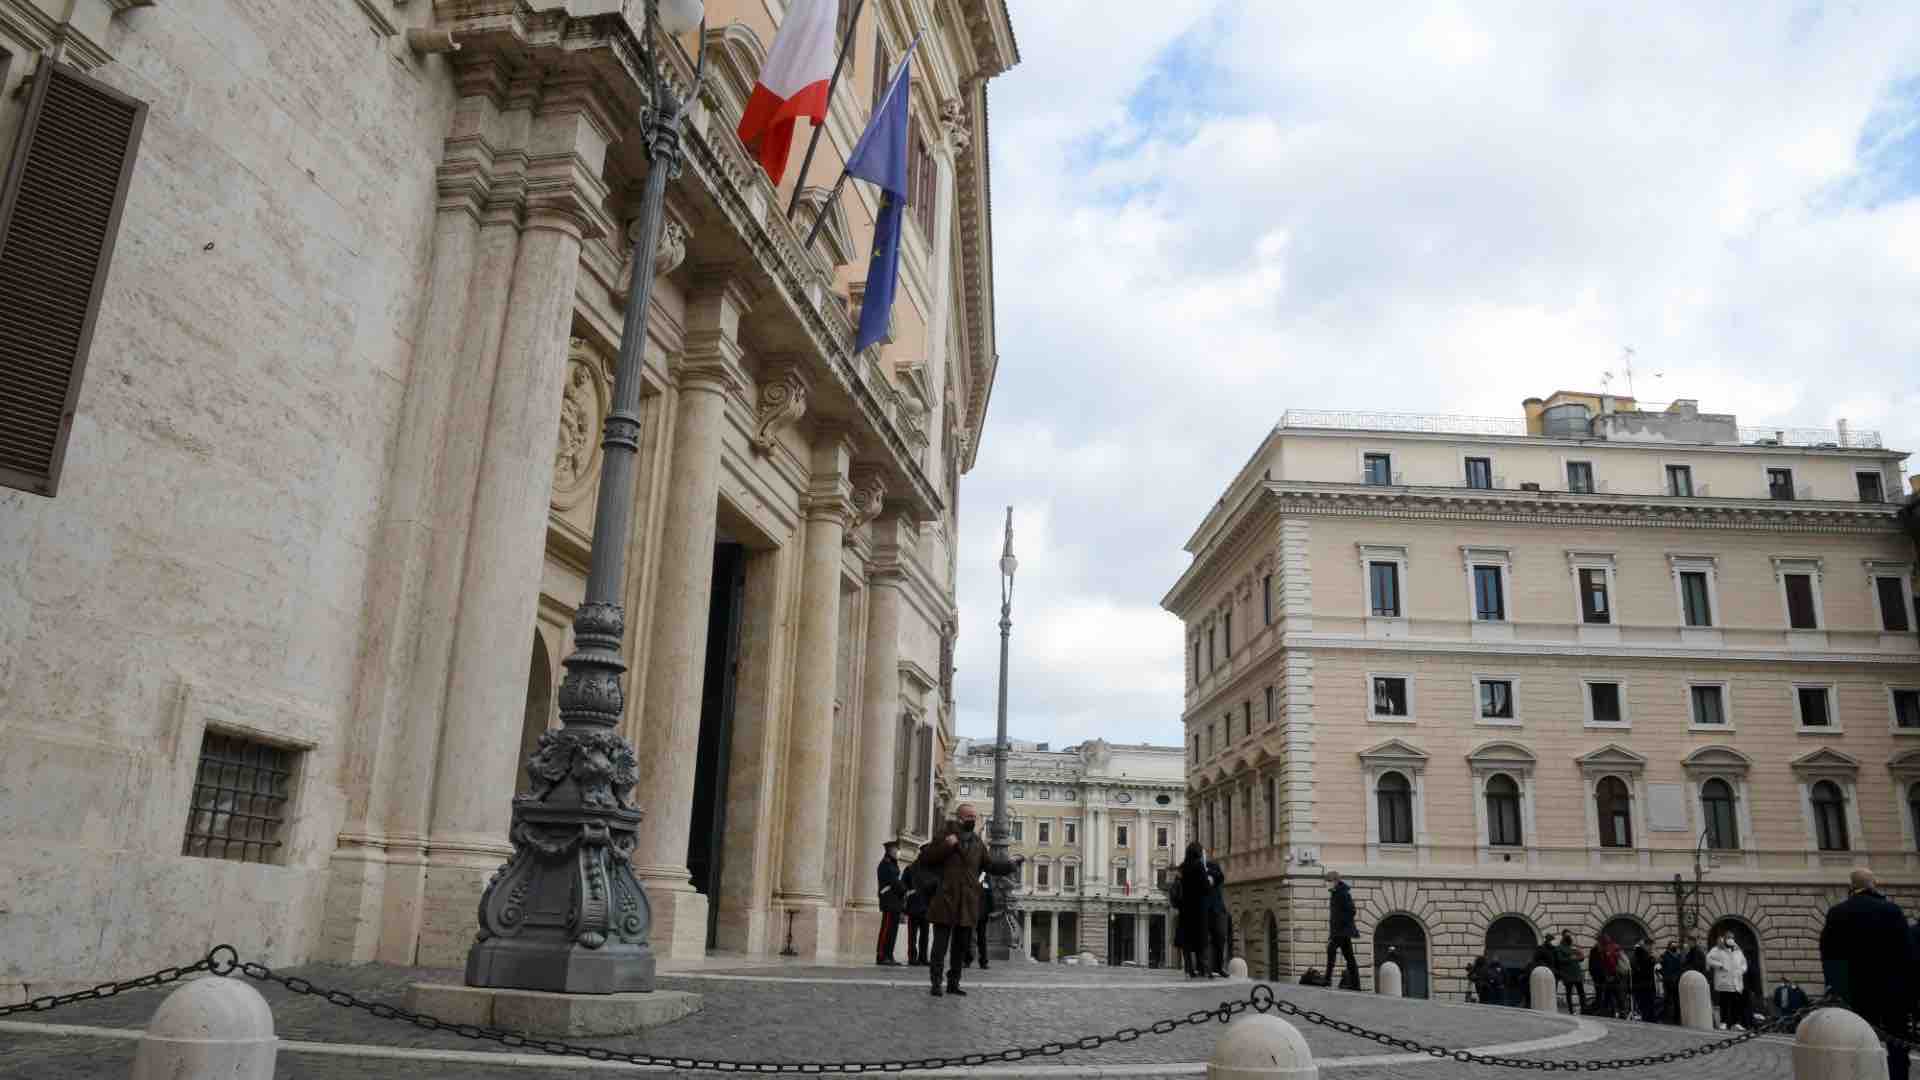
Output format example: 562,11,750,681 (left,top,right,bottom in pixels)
1678,970,1714,1031
1228,957,1249,980
1377,961,1402,997
131,975,277,1080
1209,1014,1318,1080
1529,966,1557,1012
1792,1007,1889,1080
